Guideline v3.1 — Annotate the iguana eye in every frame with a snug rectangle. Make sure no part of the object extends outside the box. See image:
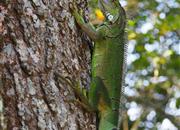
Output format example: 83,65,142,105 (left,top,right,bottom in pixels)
108,15,114,21
106,13,114,21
